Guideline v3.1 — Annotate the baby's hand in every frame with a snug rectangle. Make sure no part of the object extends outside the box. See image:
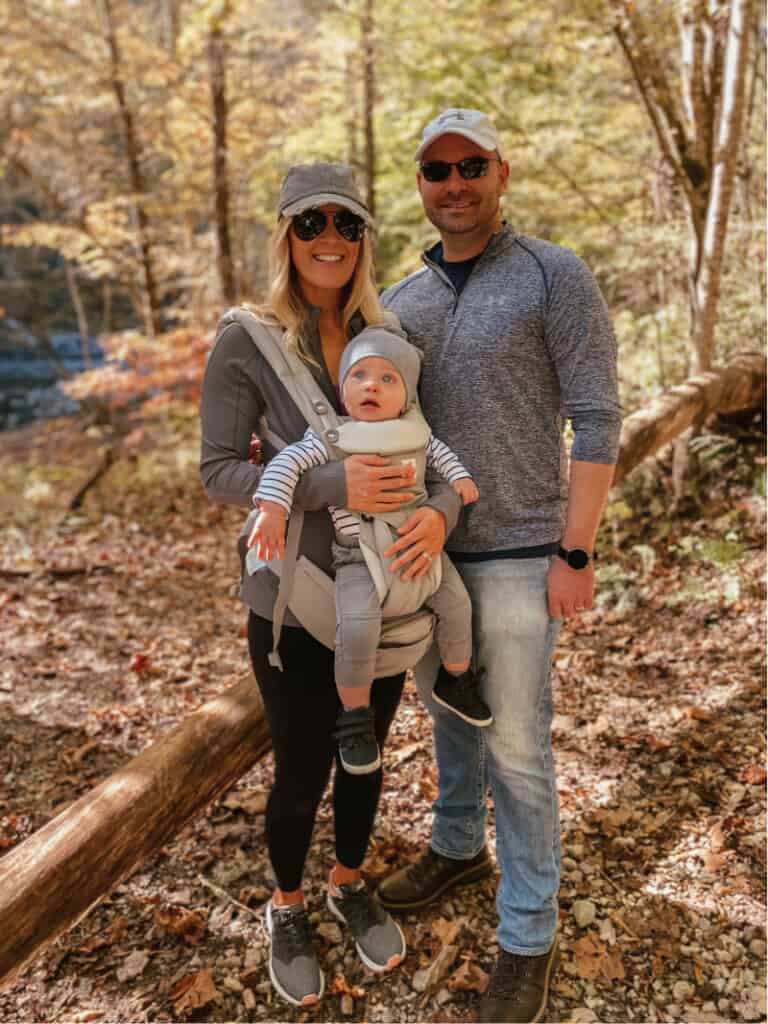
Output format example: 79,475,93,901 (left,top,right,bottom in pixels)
453,477,479,506
247,500,288,560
